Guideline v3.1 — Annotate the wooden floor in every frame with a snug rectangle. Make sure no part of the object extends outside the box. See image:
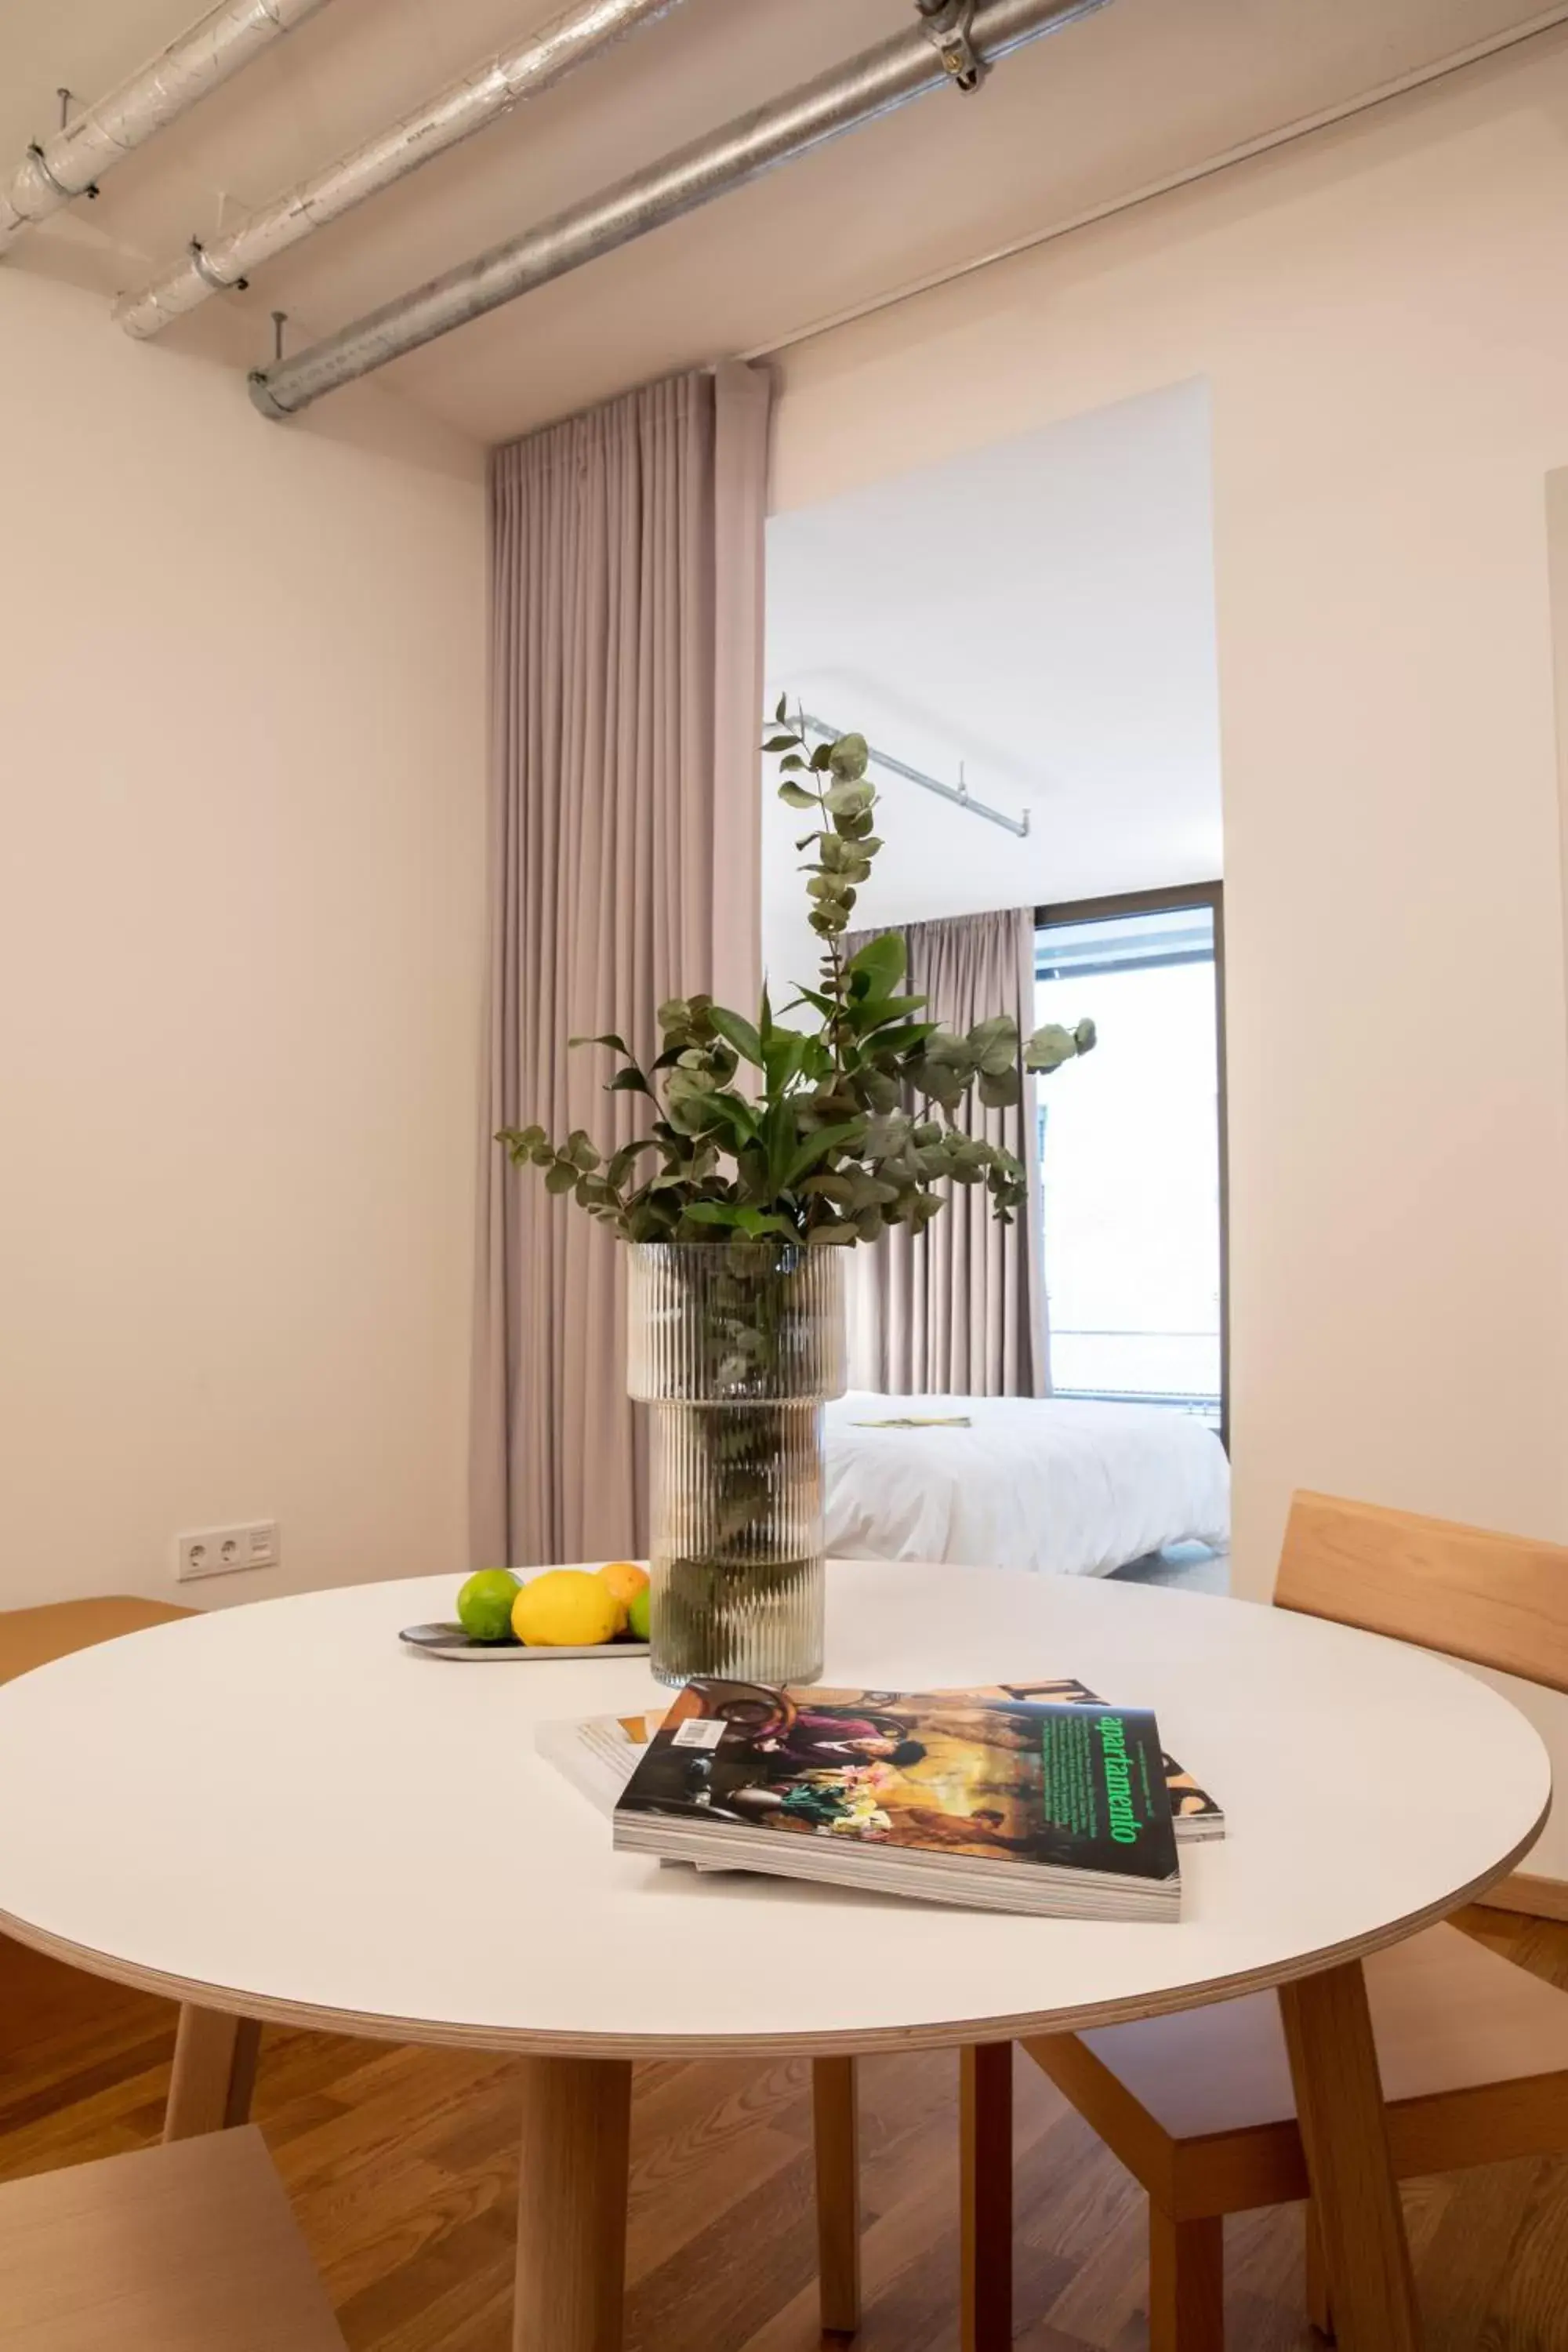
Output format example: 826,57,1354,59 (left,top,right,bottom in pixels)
3,1908,1566,2350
